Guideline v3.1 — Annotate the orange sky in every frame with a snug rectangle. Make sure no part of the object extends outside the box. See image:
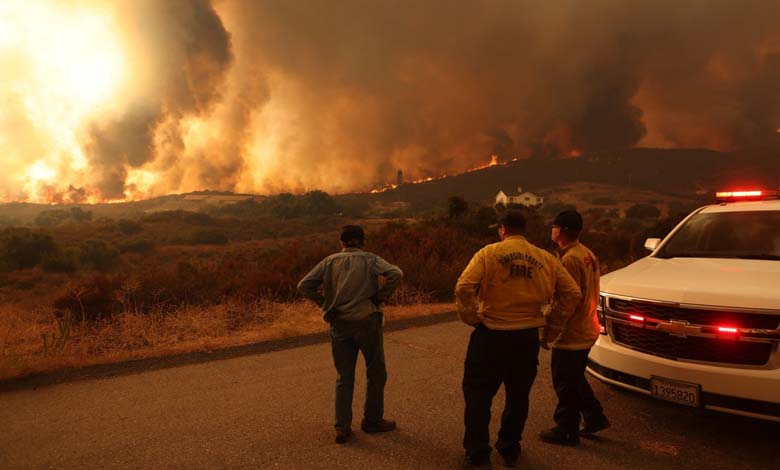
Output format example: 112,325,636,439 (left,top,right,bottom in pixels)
1,0,779,203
